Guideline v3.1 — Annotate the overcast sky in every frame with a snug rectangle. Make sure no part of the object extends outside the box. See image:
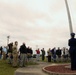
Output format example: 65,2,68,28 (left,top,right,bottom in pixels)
0,0,76,50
